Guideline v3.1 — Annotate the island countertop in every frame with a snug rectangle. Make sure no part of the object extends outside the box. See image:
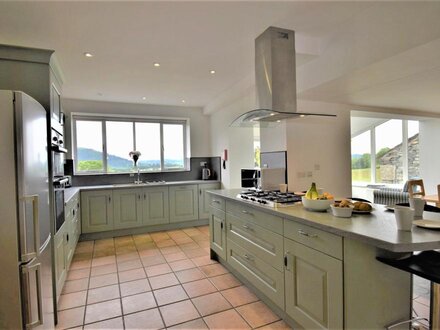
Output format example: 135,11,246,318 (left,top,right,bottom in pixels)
209,189,440,253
